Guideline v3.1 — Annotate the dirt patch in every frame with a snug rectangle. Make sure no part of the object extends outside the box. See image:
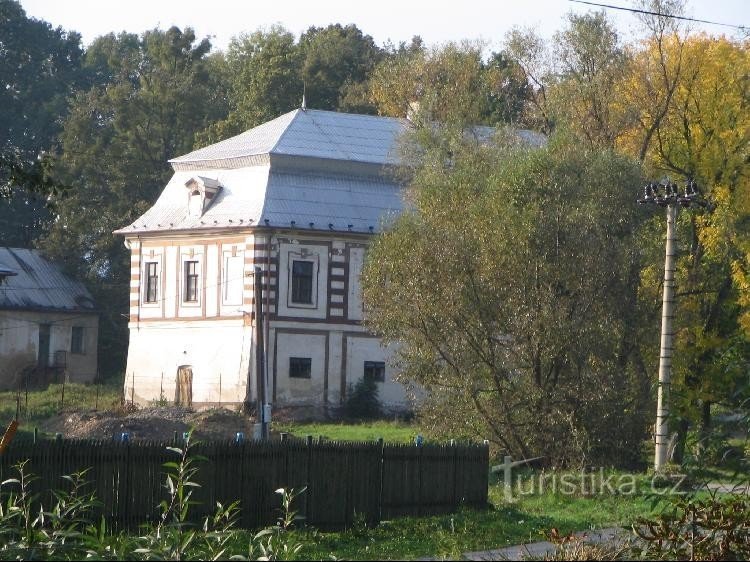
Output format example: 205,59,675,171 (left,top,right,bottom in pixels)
40,406,257,442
